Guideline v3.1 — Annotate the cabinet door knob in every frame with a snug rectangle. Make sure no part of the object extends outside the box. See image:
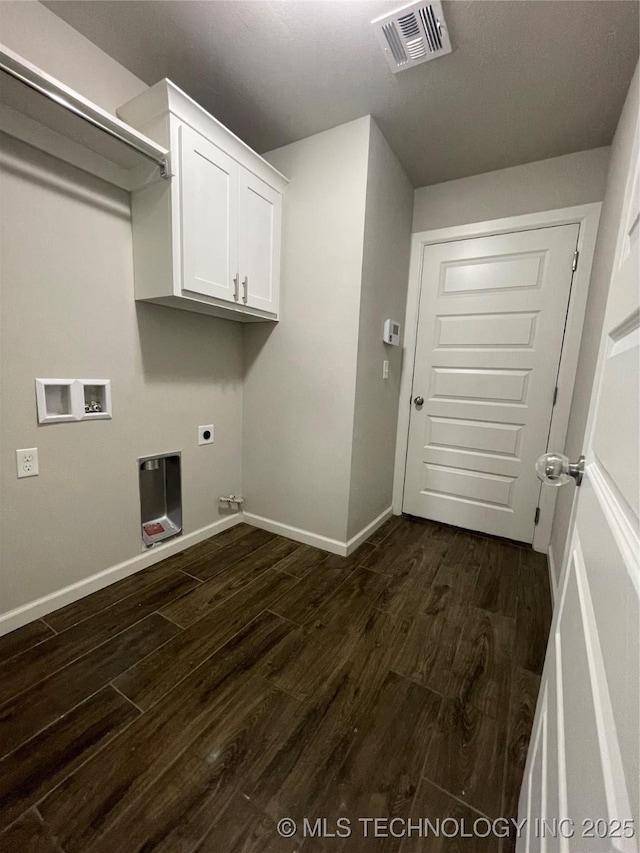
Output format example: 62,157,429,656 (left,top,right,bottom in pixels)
233,273,240,301
242,276,248,304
